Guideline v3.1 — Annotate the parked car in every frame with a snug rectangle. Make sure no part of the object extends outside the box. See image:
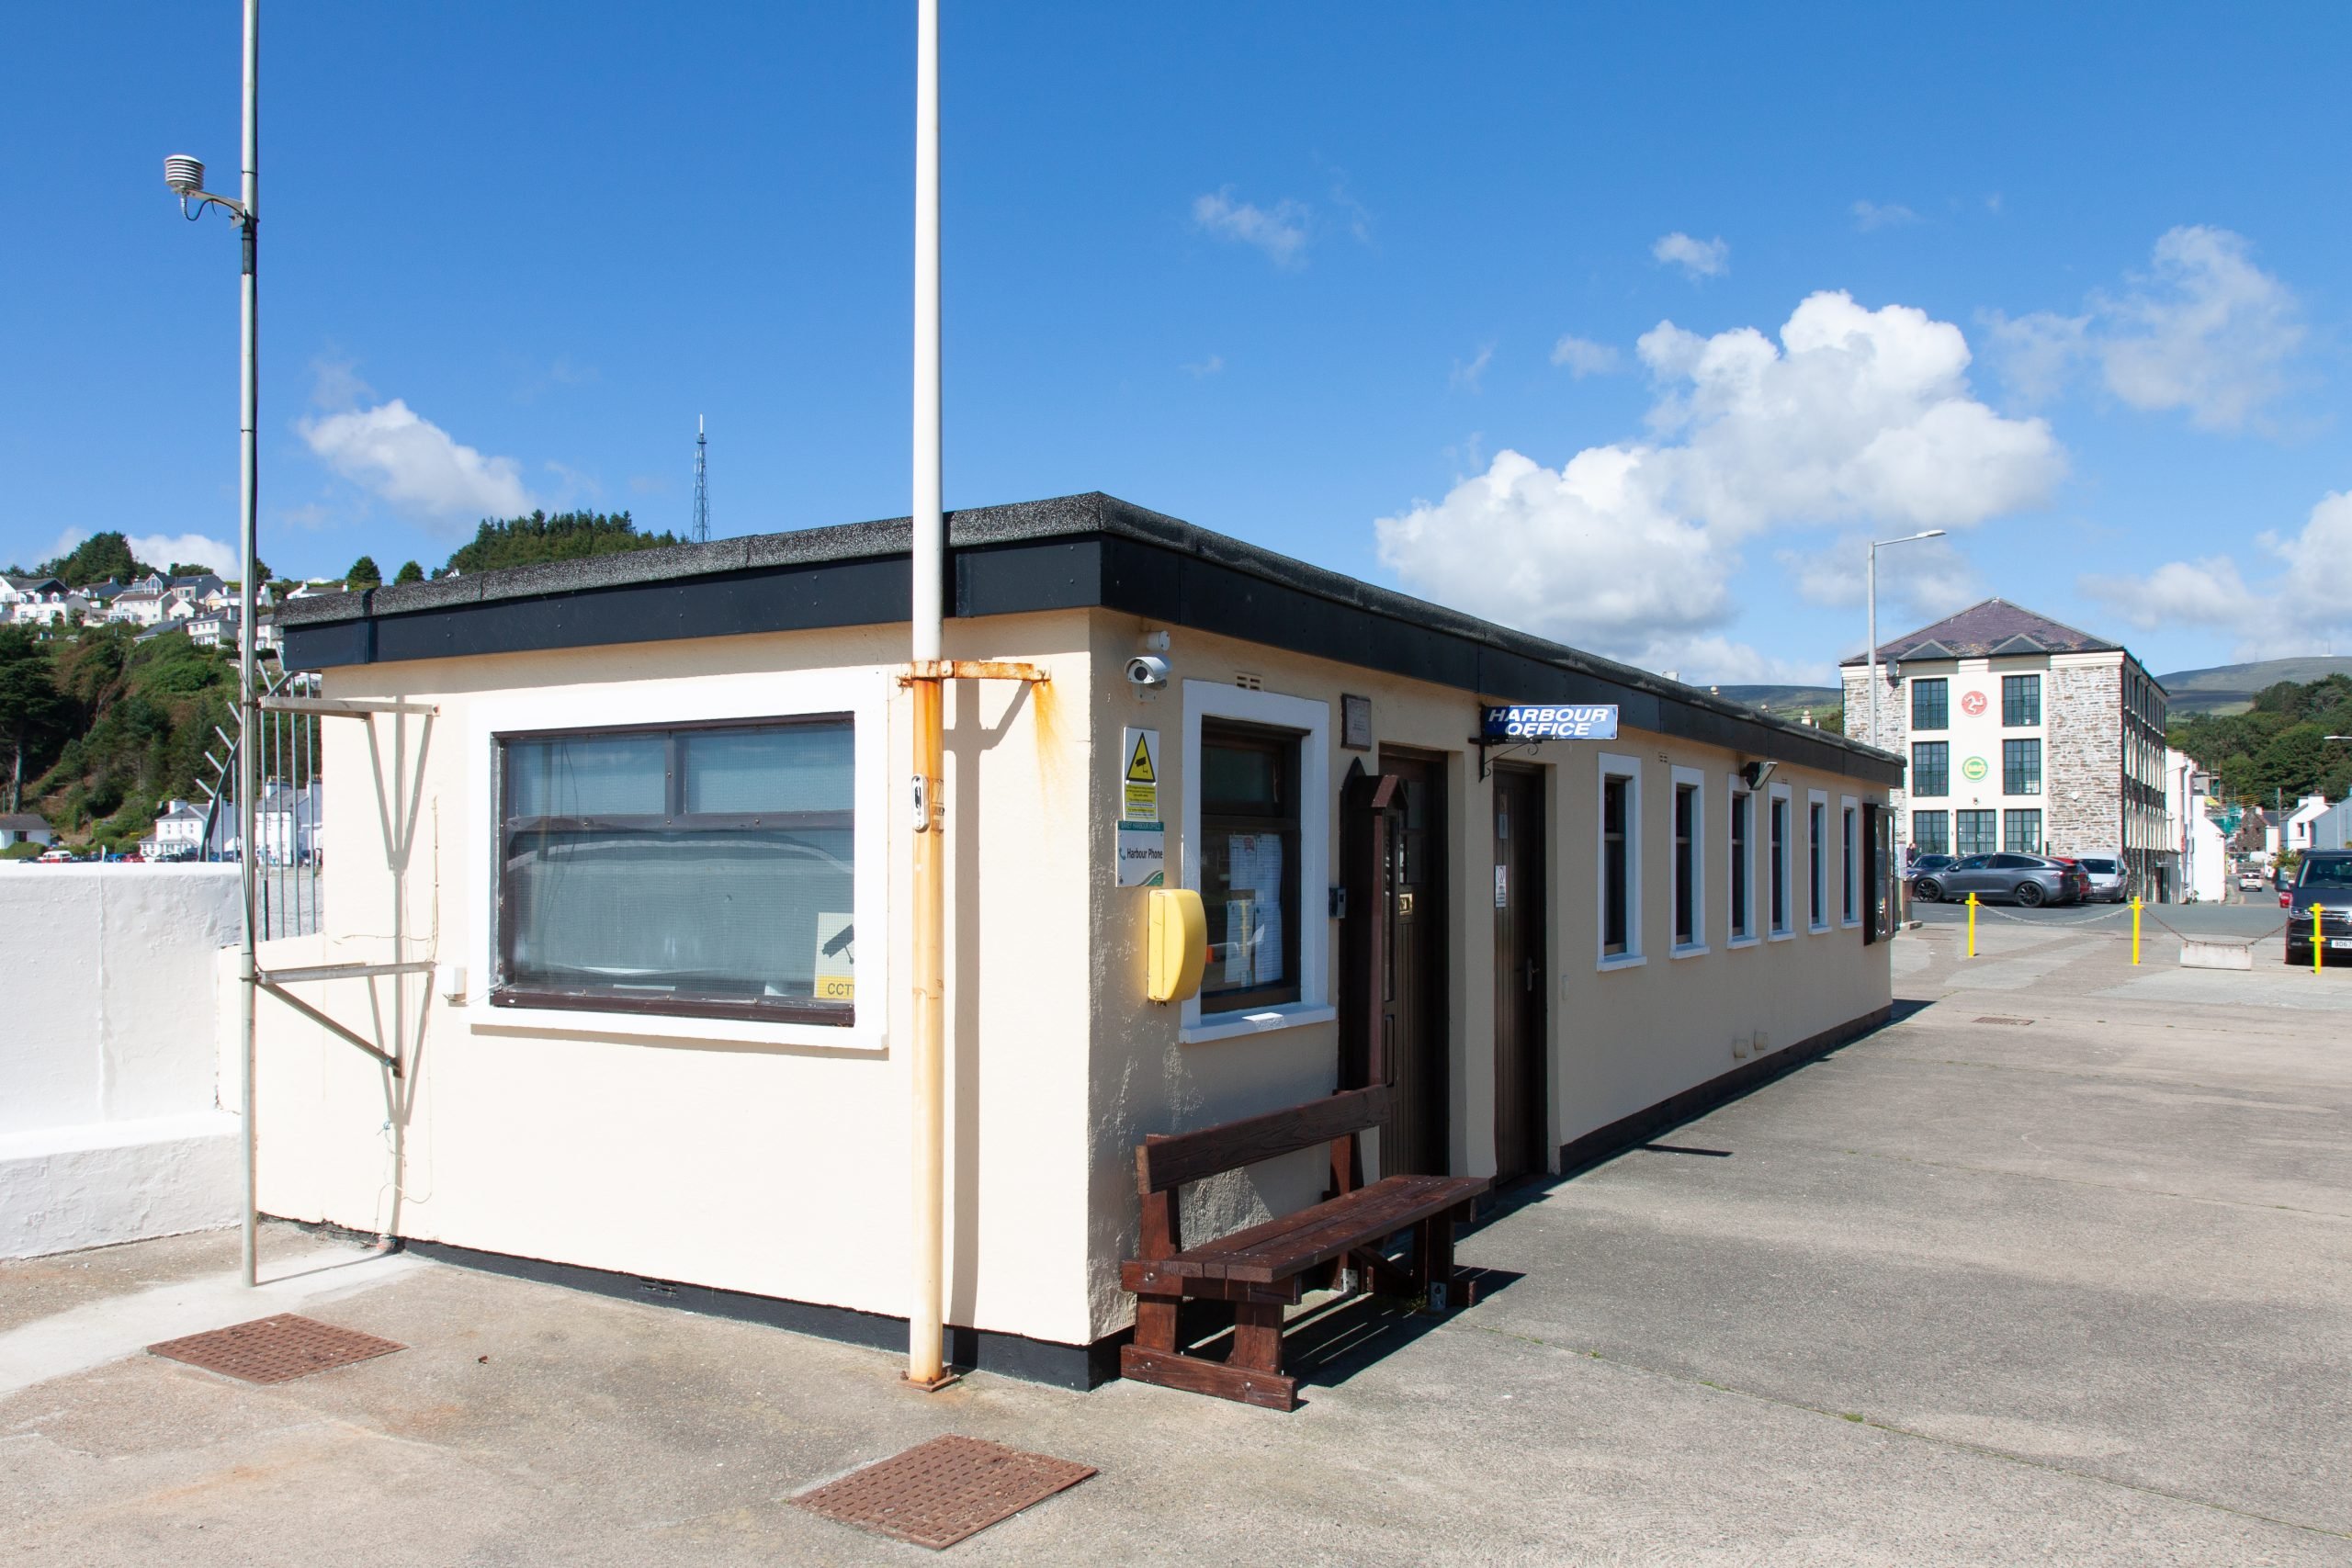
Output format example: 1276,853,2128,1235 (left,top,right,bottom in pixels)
1910,852,2089,908
2238,872,2266,890
1905,853,1957,884
36,847,75,863
2072,855,2129,903
2281,851,2352,967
